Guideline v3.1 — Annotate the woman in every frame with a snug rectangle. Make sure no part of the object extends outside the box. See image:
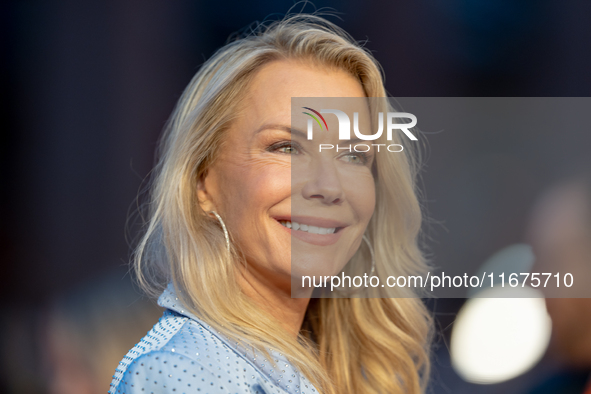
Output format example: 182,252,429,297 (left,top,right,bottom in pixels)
110,14,432,394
